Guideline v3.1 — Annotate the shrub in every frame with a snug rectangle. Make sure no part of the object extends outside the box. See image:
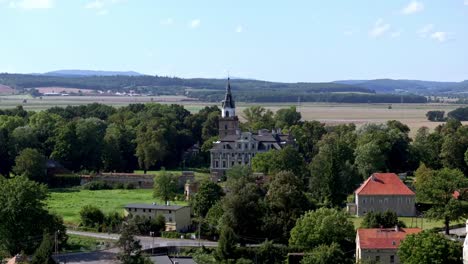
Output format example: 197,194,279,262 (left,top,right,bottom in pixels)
114,182,125,189
82,180,113,190
125,183,135,190
79,205,105,227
